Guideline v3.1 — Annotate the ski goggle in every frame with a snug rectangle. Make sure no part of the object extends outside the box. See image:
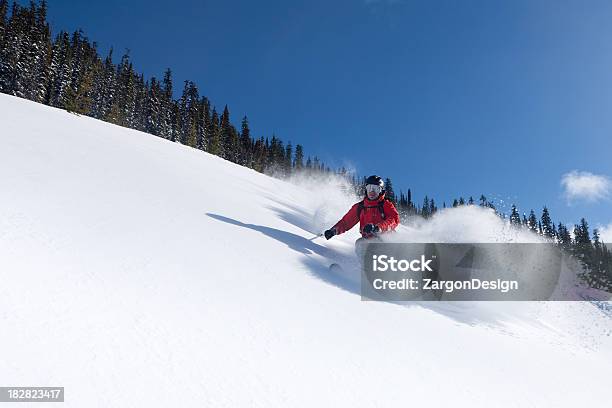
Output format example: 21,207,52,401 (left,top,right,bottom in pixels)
365,184,382,194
